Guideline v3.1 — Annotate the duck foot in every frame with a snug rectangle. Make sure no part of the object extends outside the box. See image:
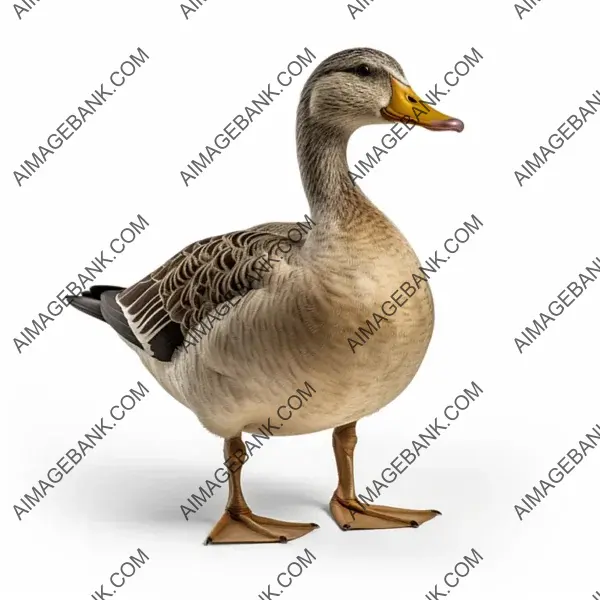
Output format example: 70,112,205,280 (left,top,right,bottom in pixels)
330,495,441,531
205,511,319,545
206,435,319,545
